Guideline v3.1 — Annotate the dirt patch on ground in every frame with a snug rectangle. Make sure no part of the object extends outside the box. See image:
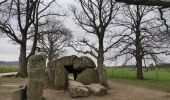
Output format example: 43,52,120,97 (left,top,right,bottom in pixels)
0,79,170,100
0,78,26,100
43,81,170,100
